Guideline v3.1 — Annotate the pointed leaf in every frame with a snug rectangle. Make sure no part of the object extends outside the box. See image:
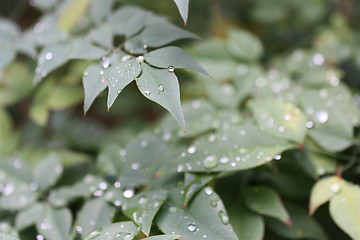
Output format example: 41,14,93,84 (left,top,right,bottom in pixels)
36,206,72,240
136,63,185,127
106,59,141,109
158,123,294,174
15,203,45,231
249,99,307,144
309,175,341,215
83,64,108,113
144,46,208,76
173,0,189,24
244,186,290,224
77,198,115,237
122,190,167,235
228,200,264,240
329,180,360,240
84,222,139,240
156,187,238,240
33,153,63,191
